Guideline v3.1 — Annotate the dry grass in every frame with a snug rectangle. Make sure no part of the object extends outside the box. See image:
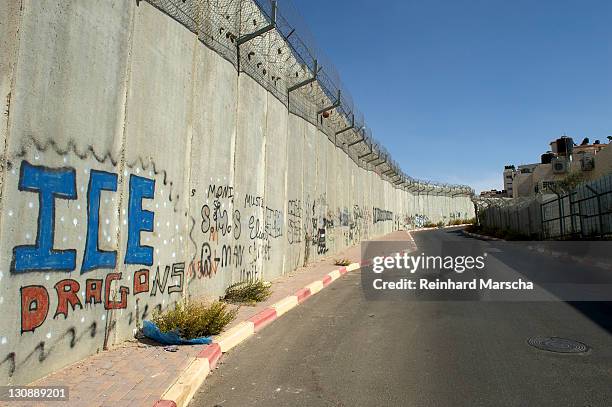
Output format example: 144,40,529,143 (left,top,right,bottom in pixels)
223,280,272,305
447,218,476,226
152,300,237,339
